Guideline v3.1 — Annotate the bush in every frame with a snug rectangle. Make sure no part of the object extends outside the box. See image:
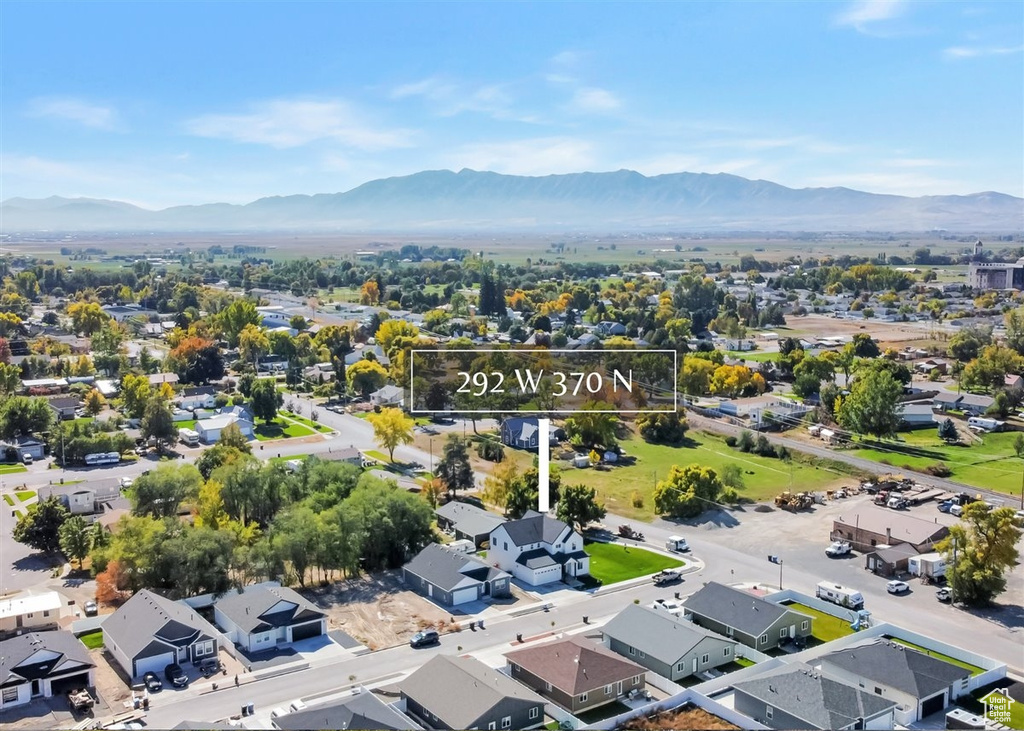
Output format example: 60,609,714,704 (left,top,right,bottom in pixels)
630,491,644,508
720,463,745,489
923,461,952,477
214,394,230,408
475,440,505,463
637,411,688,445
720,487,741,504
231,395,247,406
736,430,754,453
724,435,737,448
